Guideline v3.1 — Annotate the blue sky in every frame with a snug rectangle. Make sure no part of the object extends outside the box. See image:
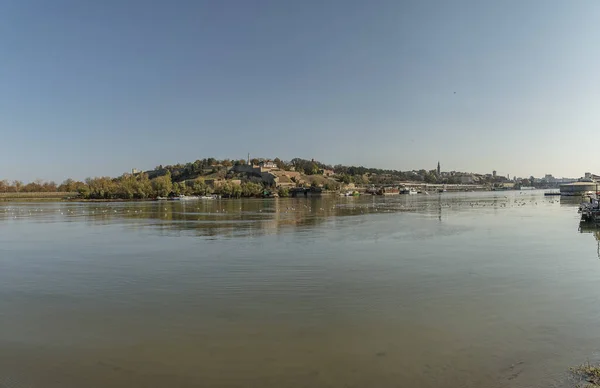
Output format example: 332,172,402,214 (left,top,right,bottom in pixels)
1,0,599,182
